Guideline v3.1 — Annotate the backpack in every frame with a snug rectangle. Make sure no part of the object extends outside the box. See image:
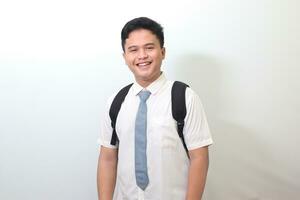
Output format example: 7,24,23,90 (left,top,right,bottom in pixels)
109,81,190,157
